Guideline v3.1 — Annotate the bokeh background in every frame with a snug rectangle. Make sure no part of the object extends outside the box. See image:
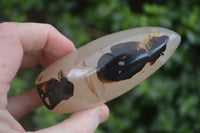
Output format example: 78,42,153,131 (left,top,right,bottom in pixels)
1,0,200,132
